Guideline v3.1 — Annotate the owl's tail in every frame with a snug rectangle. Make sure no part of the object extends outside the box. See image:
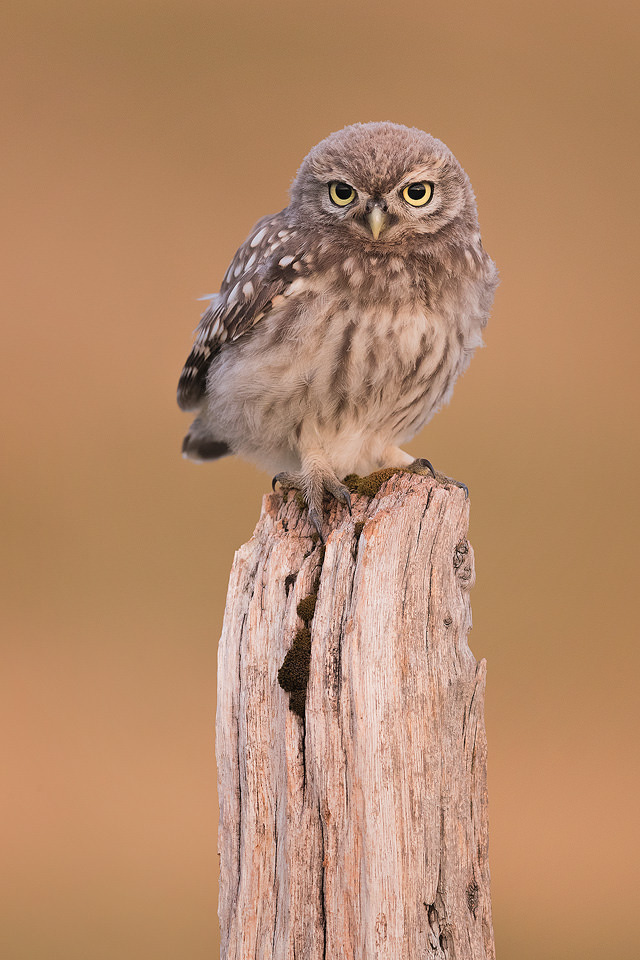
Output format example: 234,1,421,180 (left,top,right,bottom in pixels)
182,415,230,463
